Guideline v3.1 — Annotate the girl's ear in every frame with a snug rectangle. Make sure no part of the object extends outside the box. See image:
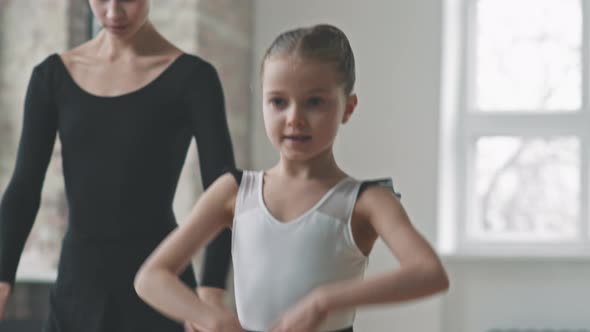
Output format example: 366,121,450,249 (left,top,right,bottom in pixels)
342,94,358,124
